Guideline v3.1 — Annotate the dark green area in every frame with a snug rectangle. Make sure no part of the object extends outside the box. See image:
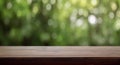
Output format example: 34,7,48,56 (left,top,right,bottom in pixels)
0,0,120,46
